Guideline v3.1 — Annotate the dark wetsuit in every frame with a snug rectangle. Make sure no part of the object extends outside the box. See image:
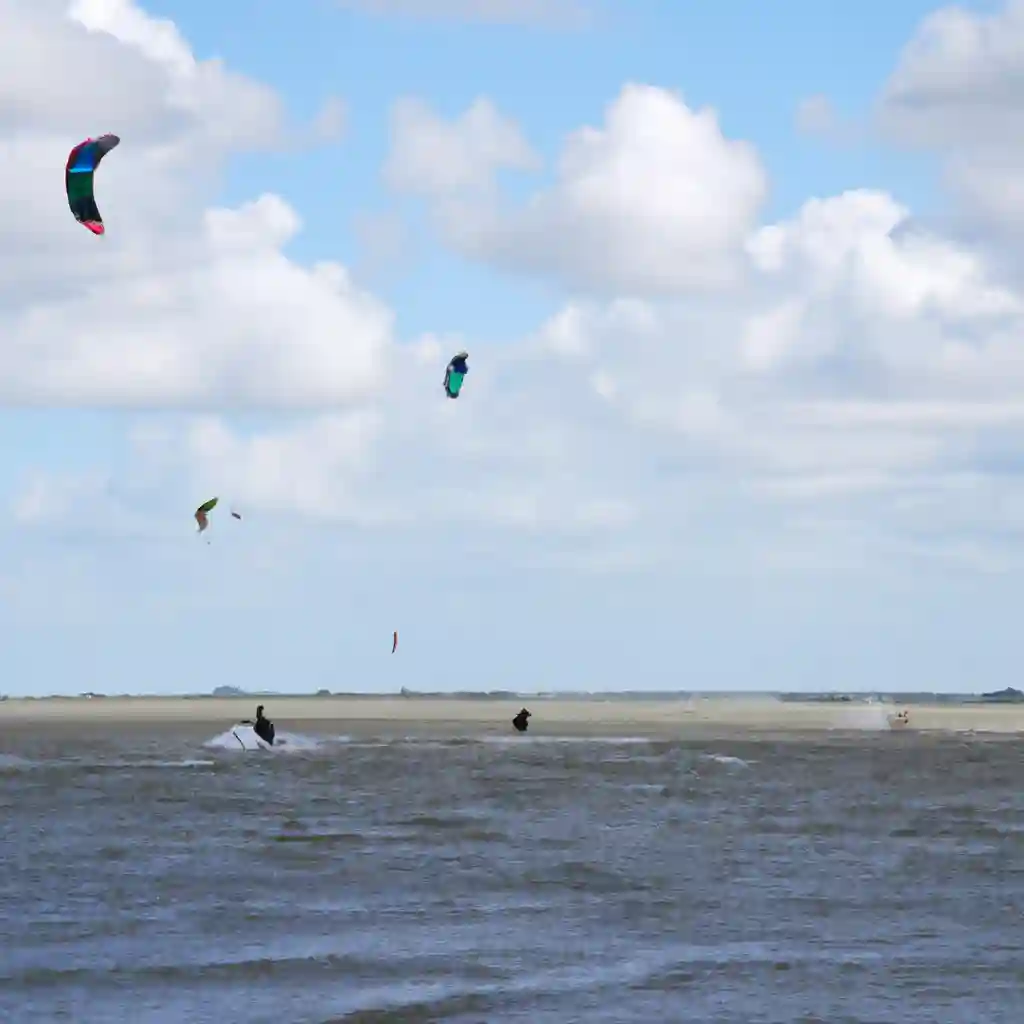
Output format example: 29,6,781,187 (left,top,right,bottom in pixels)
512,709,531,733
253,707,275,746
